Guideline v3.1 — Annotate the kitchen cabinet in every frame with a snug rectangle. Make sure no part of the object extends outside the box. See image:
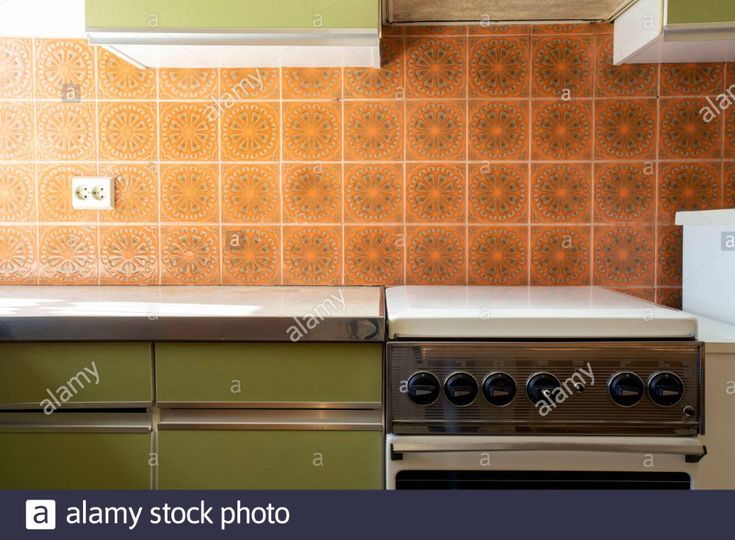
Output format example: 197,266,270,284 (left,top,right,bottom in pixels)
85,0,381,68
0,417,152,489
156,343,382,406
615,0,735,63
0,343,153,409
158,425,382,490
